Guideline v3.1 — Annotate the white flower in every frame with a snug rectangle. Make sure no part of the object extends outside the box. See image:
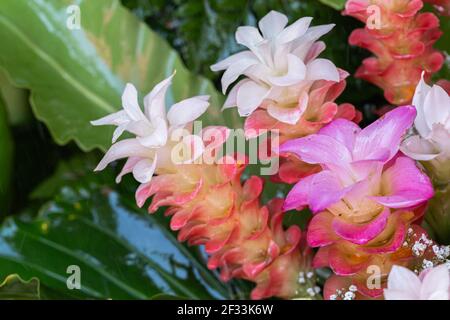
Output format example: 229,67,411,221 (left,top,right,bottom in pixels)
91,73,209,184
384,265,450,300
210,10,339,124
401,73,450,163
